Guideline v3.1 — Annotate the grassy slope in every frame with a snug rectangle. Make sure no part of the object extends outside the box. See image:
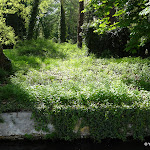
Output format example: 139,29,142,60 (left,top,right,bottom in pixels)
1,39,150,111
0,39,150,140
